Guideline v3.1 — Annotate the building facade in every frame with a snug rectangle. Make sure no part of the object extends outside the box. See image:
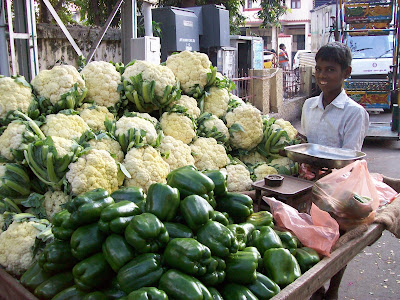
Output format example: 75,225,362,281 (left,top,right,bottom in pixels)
241,0,314,66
